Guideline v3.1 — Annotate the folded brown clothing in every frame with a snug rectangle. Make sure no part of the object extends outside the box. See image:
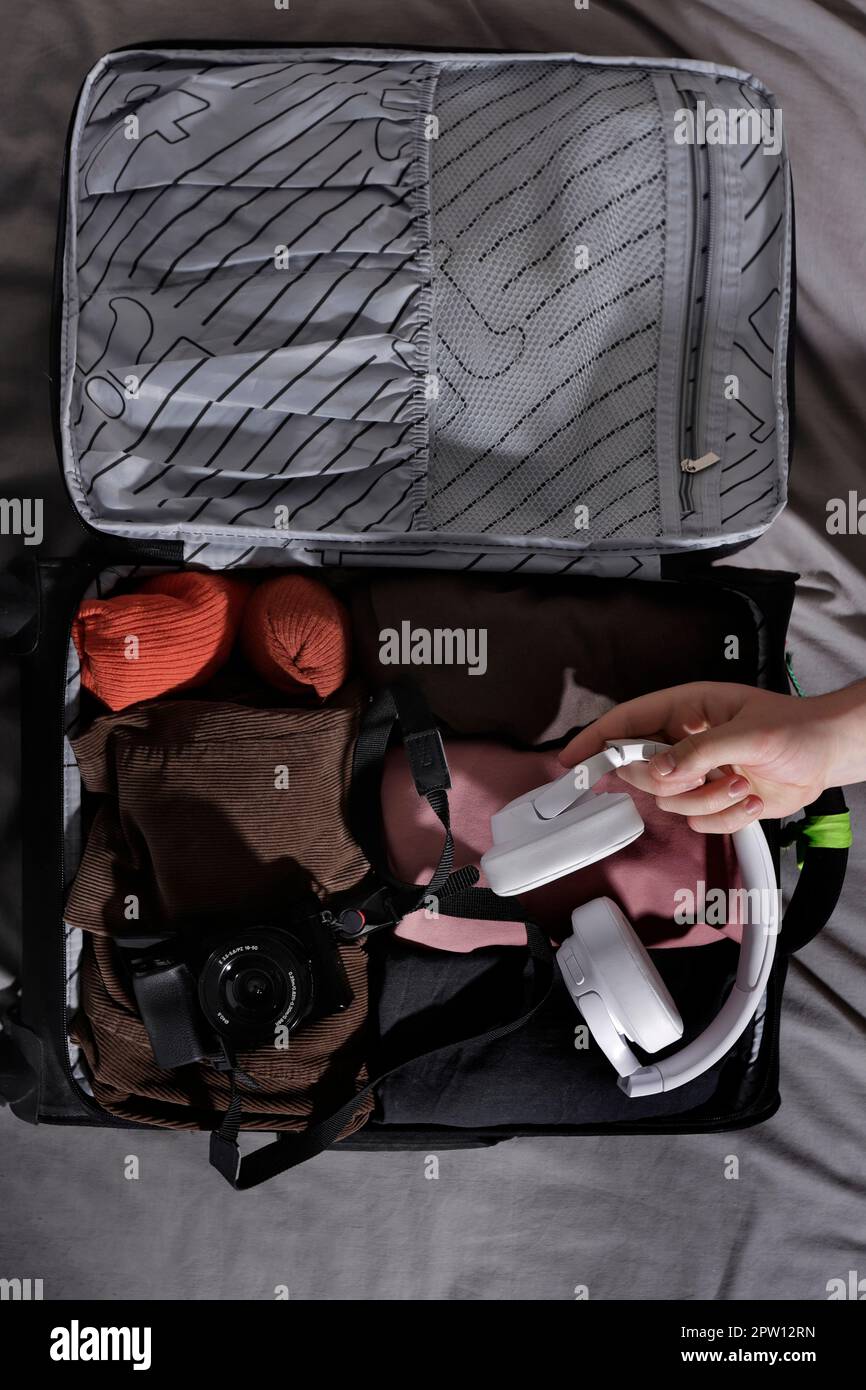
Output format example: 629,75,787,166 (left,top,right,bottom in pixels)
348,573,760,745
66,686,372,1133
